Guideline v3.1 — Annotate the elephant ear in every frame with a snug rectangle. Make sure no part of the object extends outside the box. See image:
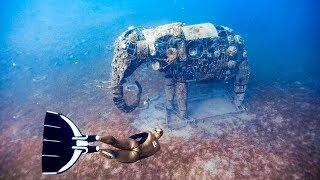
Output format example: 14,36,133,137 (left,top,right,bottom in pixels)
153,35,186,71
186,40,205,59
154,35,173,58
